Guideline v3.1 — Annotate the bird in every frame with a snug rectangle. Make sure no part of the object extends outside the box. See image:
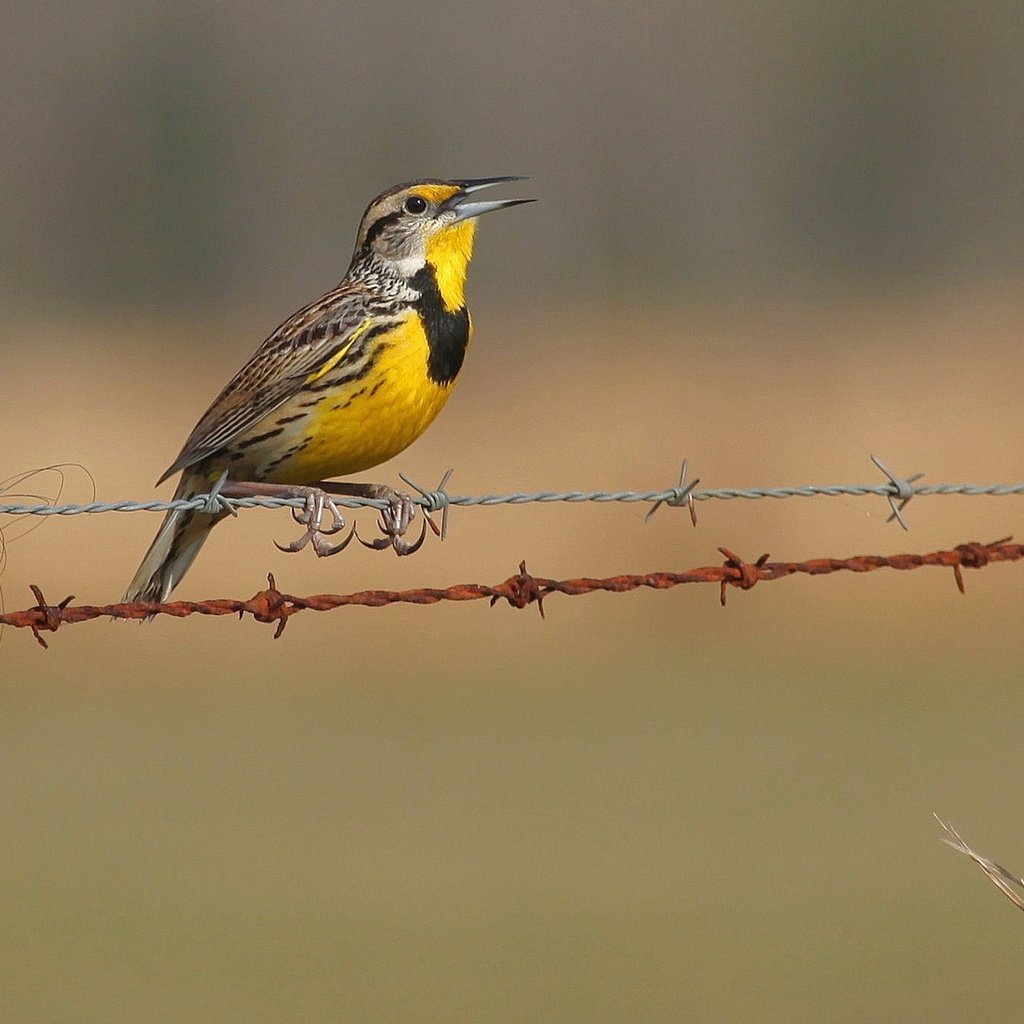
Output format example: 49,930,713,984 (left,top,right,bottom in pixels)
125,177,533,603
